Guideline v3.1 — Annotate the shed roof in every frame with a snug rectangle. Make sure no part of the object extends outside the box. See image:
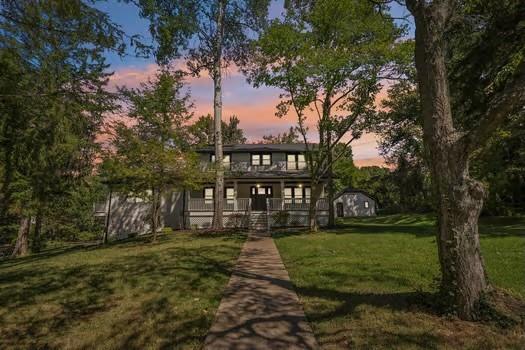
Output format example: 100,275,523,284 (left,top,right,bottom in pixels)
334,187,377,202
